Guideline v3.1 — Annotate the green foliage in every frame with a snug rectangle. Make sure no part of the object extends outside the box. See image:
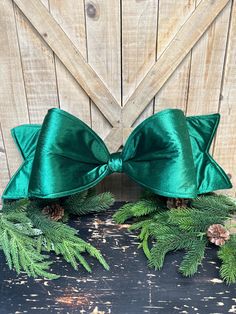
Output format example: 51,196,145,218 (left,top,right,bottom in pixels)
218,235,236,284
115,191,236,284
192,194,236,214
113,199,162,224
0,189,114,279
179,239,207,277
64,191,115,216
28,204,109,272
0,211,58,279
